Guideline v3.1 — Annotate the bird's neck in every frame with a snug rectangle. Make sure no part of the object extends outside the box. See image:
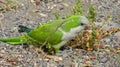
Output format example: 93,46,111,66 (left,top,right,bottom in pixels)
59,25,84,41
